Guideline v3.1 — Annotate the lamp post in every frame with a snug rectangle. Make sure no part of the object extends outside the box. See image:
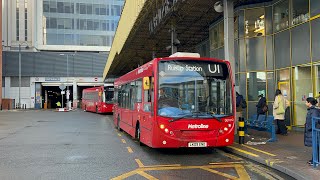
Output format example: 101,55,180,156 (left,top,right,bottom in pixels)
18,43,29,109
60,53,75,110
